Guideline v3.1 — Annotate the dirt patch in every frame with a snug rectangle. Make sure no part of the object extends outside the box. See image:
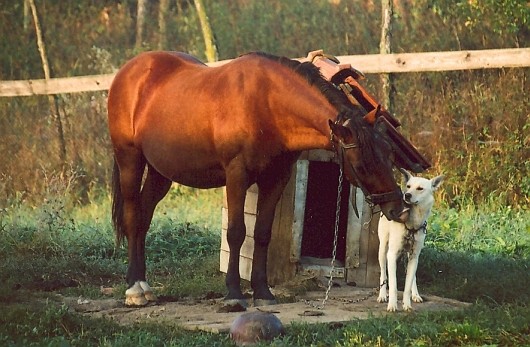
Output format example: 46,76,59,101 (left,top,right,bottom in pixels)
60,284,470,333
